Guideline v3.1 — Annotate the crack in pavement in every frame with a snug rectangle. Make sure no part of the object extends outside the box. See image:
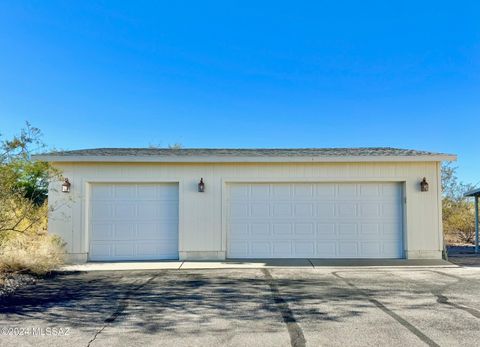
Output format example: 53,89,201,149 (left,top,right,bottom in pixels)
435,293,480,318
261,269,306,347
427,270,480,319
86,274,160,347
307,259,315,268
344,269,480,322
332,272,439,347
